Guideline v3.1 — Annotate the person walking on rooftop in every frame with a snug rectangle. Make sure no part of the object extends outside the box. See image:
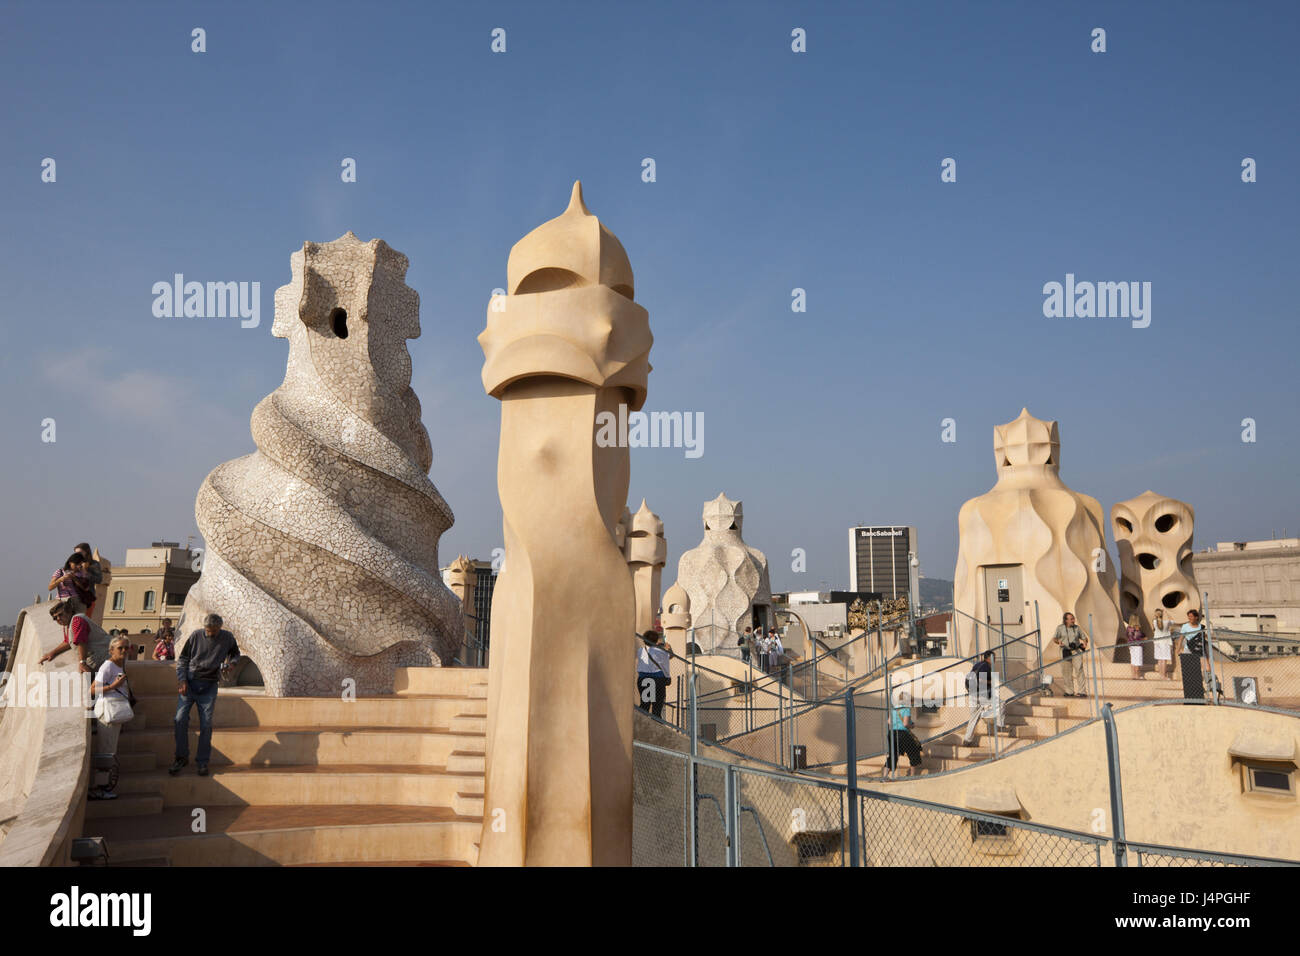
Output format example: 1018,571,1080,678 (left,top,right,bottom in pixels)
1052,612,1089,697
962,651,1002,745
1178,609,1215,698
90,636,134,802
769,628,784,673
171,613,240,777
739,626,753,666
1151,608,1174,681
636,631,672,718
886,690,924,776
